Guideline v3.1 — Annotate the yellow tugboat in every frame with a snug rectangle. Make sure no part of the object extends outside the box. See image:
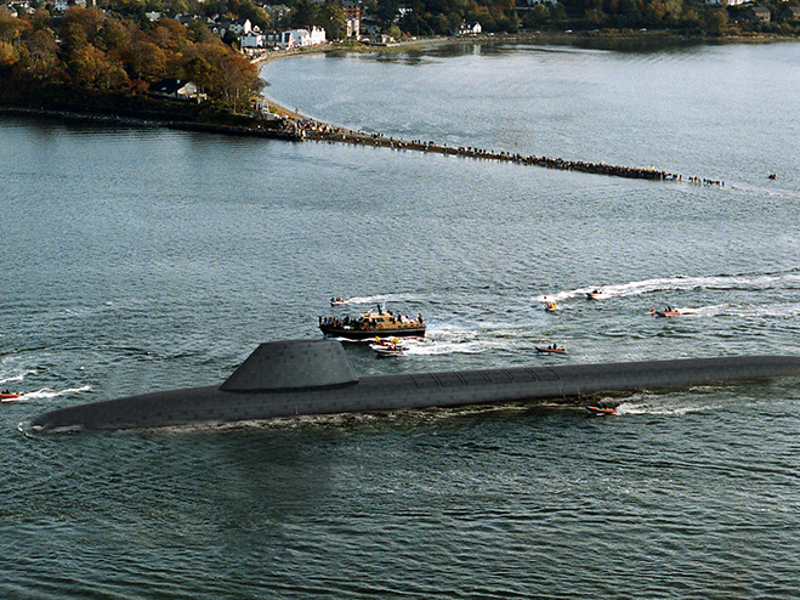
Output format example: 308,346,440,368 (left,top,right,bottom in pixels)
319,306,425,340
